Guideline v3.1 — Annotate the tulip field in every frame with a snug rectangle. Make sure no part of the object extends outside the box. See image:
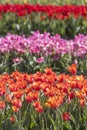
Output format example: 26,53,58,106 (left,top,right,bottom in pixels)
0,0,87,130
